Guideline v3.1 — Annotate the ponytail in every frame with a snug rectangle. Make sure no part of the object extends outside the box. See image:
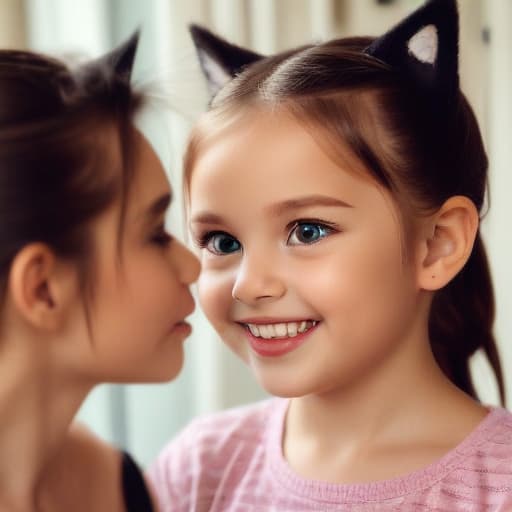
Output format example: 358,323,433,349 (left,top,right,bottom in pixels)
429,233,505,405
